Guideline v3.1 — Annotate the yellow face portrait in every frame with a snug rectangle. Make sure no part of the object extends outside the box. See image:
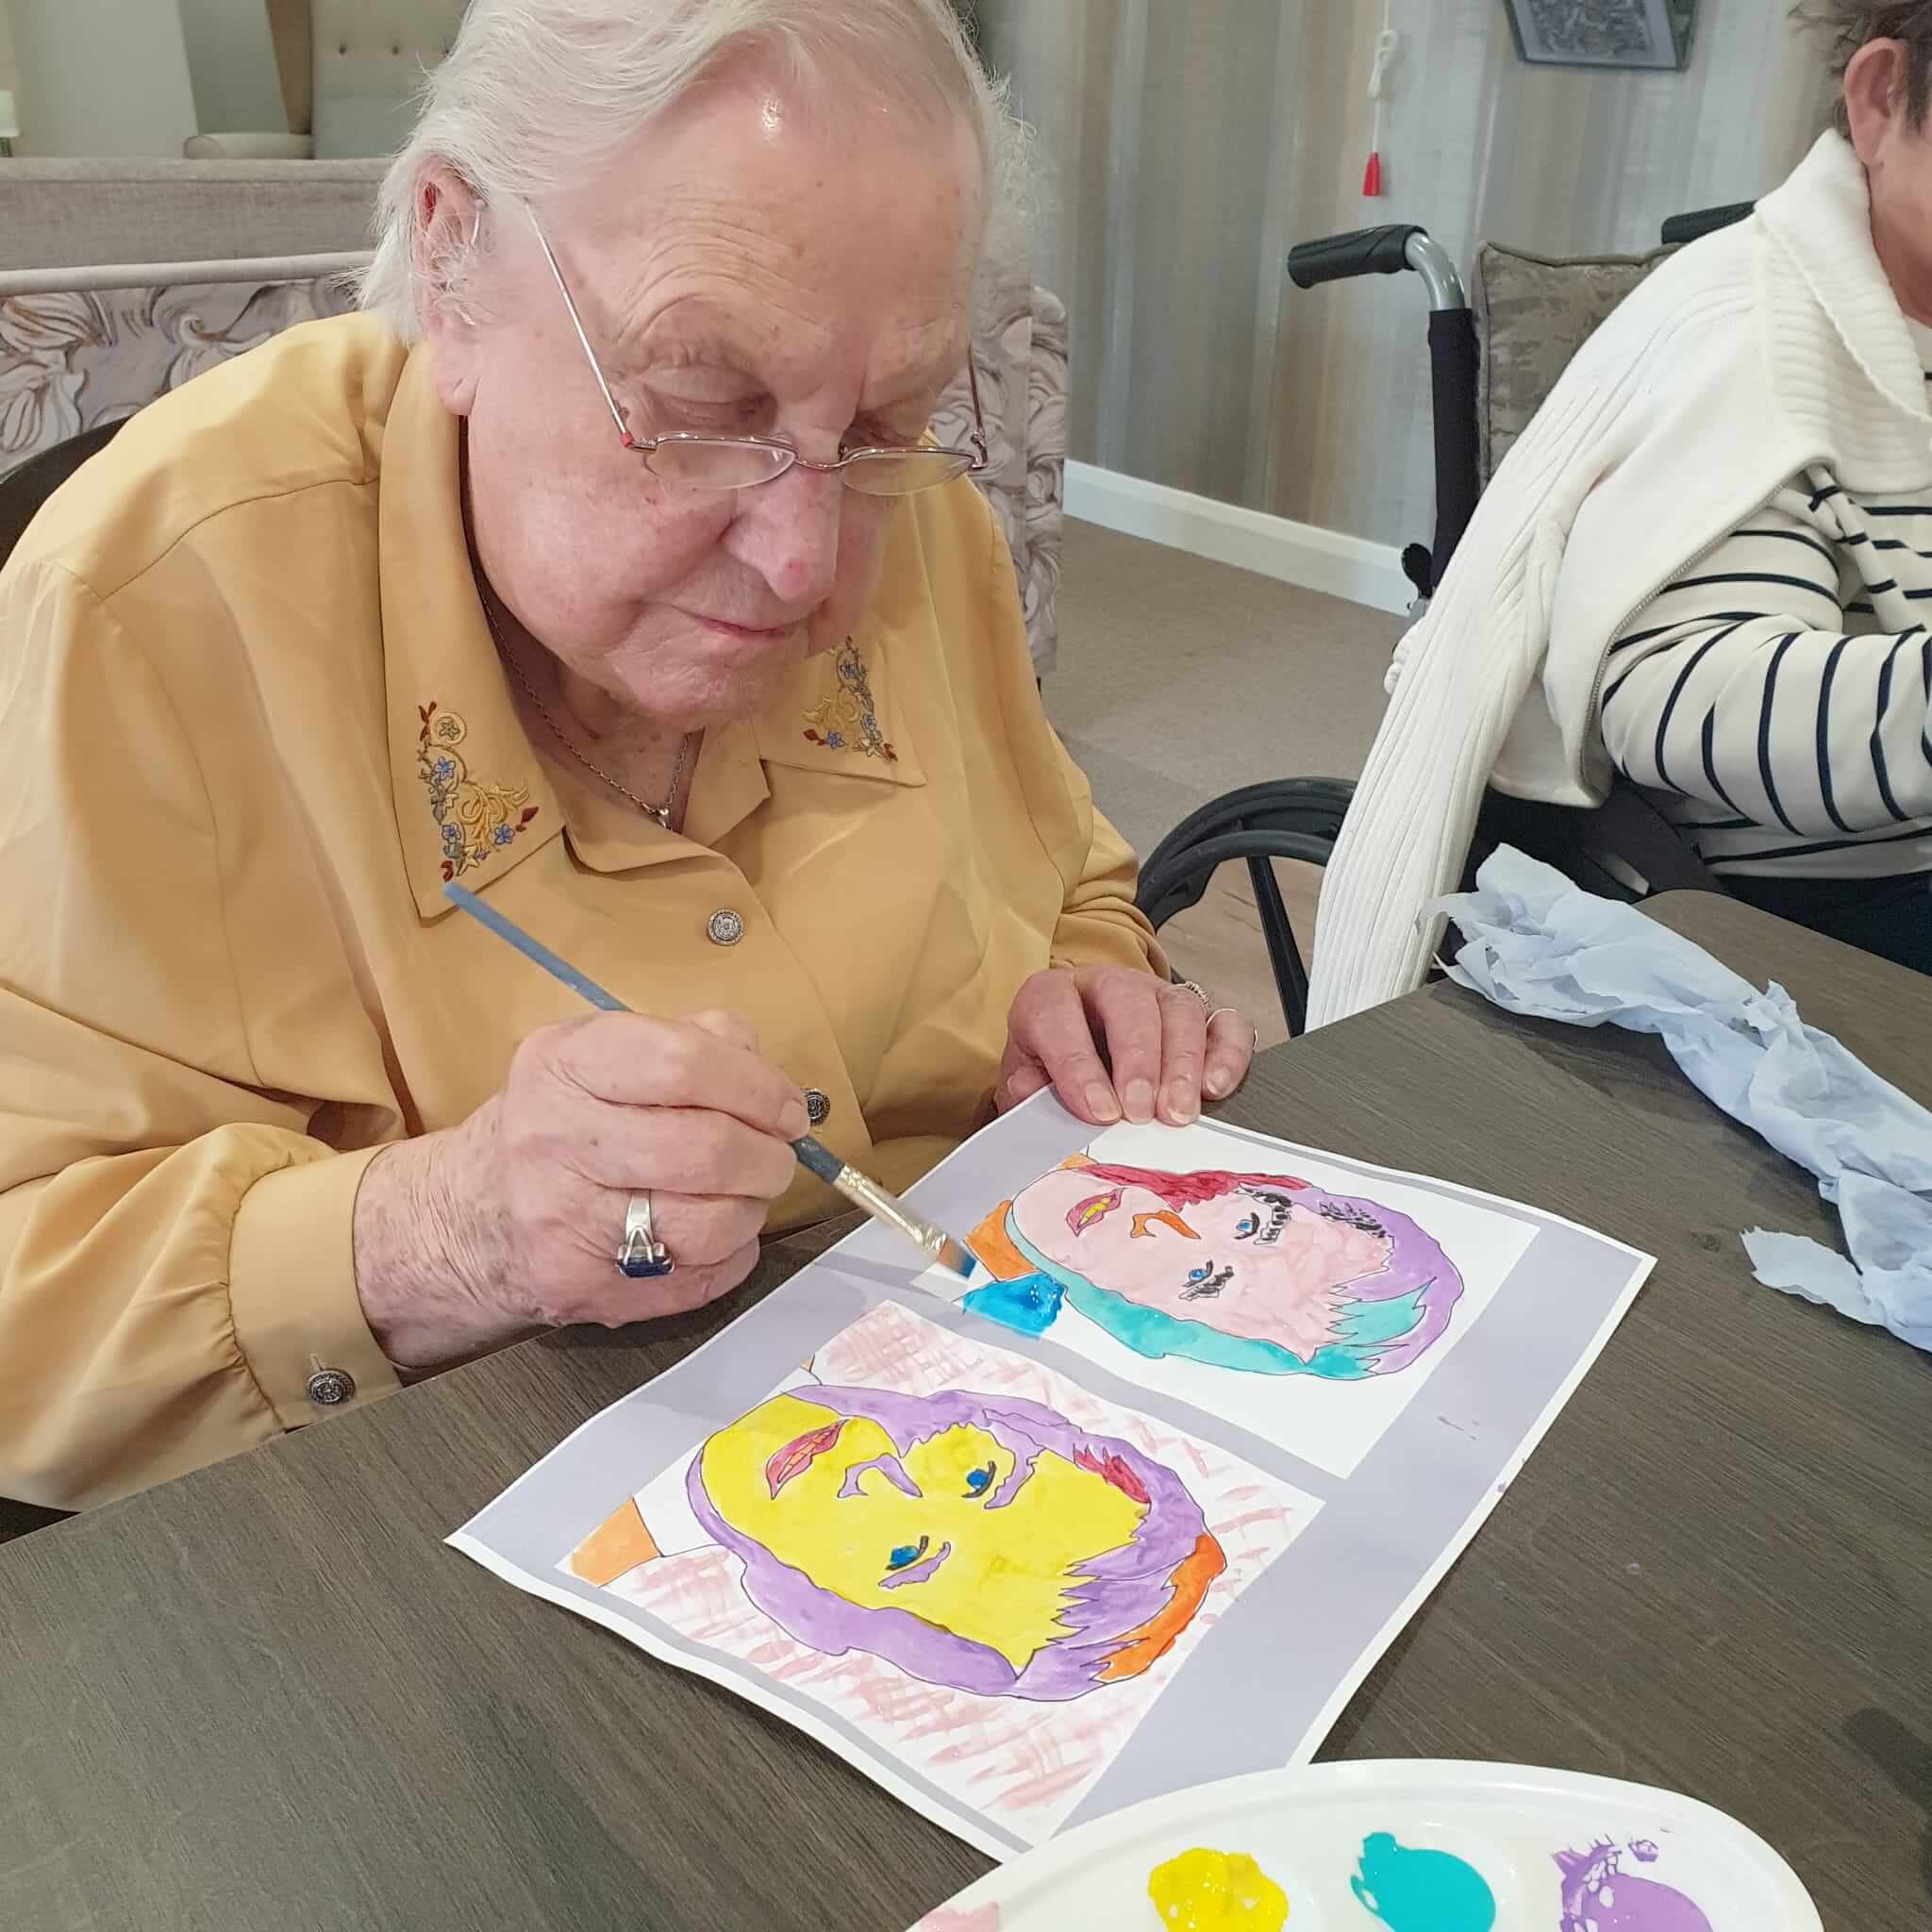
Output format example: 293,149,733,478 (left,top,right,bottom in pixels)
697,1391,1148,1672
